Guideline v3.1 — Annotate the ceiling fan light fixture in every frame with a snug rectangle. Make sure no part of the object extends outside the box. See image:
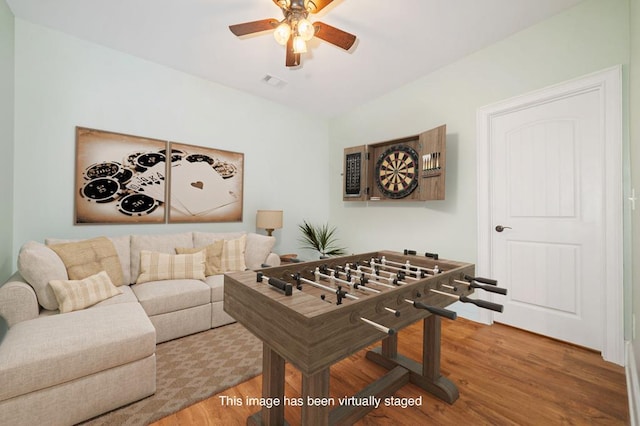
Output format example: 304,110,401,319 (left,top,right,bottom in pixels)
292,36,307,53
297,18,315,41
273,22,291,45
